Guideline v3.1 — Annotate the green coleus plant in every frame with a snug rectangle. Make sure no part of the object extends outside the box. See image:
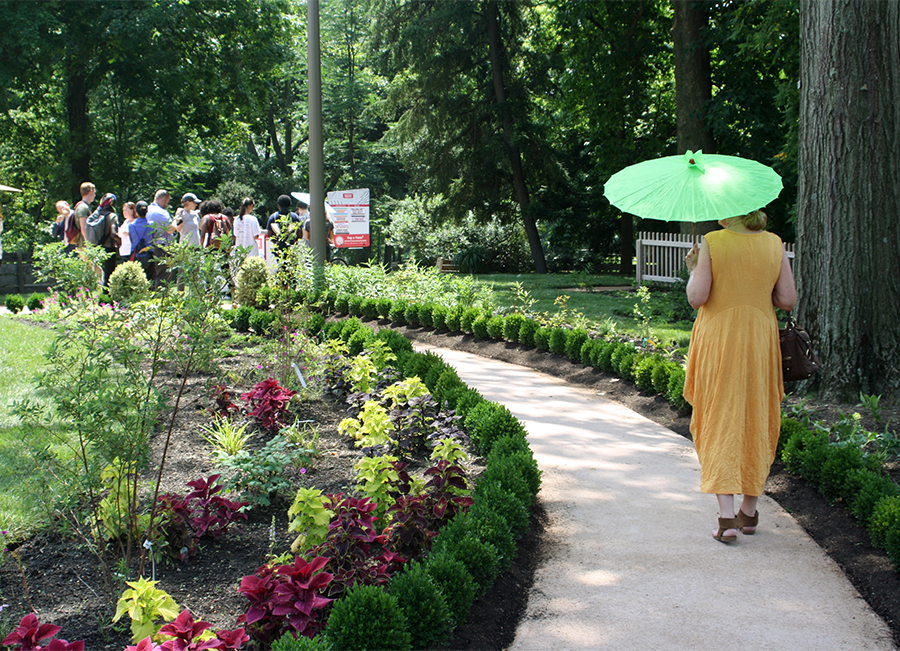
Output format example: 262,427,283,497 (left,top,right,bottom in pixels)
338,401,395,448
113,576,180,644
288,487,335,553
